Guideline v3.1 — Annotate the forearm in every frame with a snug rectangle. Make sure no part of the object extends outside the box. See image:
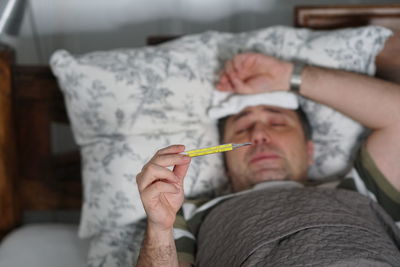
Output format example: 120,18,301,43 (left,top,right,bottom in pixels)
300,65,400,129
136,225,179,267
299,64,400,191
